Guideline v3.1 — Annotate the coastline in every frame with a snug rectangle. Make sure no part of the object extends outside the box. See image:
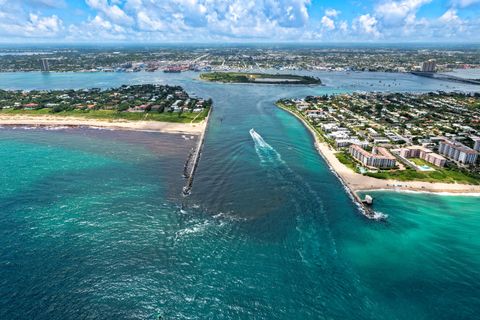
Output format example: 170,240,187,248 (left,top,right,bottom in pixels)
277,104,480,195
0,115,206,135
